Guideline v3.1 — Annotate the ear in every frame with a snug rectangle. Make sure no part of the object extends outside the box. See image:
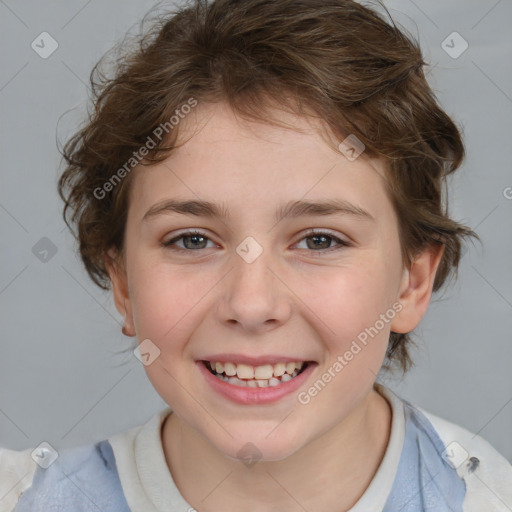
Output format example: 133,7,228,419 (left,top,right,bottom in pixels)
105,247,135,336
390,243,445,334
